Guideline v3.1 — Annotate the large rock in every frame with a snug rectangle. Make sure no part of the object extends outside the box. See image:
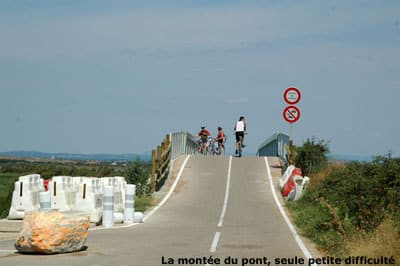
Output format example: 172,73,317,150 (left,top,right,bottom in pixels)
15,211,89,254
